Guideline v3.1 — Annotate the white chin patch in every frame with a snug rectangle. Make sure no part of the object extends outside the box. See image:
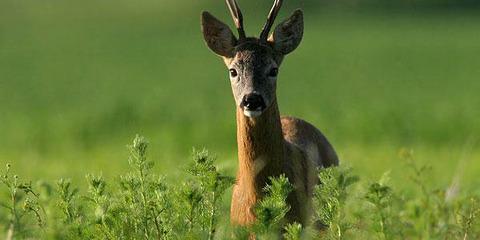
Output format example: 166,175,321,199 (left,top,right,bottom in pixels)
243,109,263,118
